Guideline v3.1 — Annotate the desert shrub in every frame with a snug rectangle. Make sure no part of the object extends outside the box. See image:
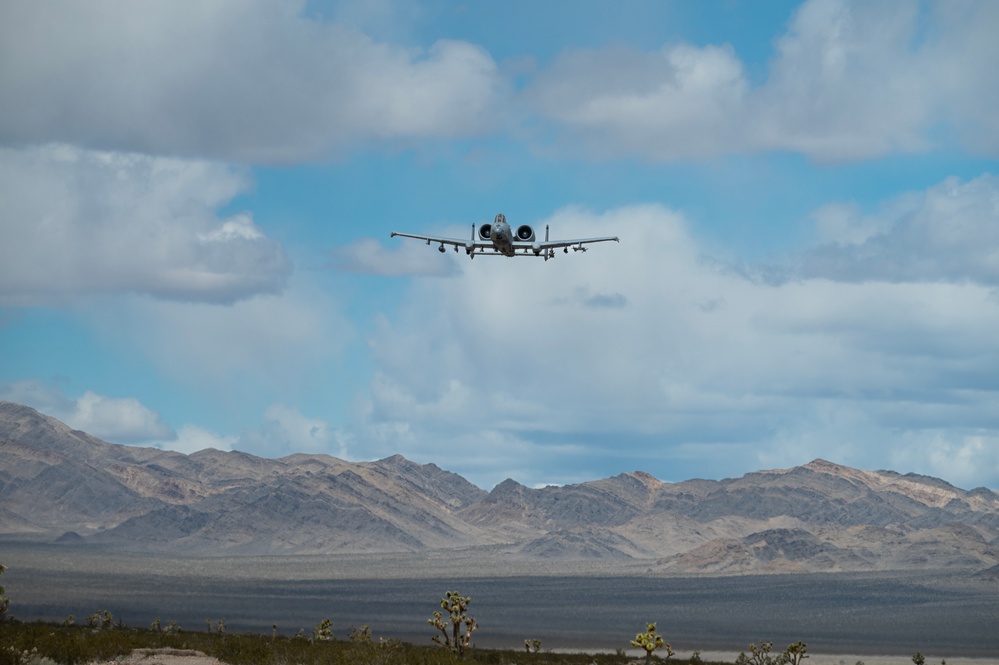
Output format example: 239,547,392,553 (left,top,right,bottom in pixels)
0,621,195,665
0,619,735,665
1,648,59,665
208,634,273,665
